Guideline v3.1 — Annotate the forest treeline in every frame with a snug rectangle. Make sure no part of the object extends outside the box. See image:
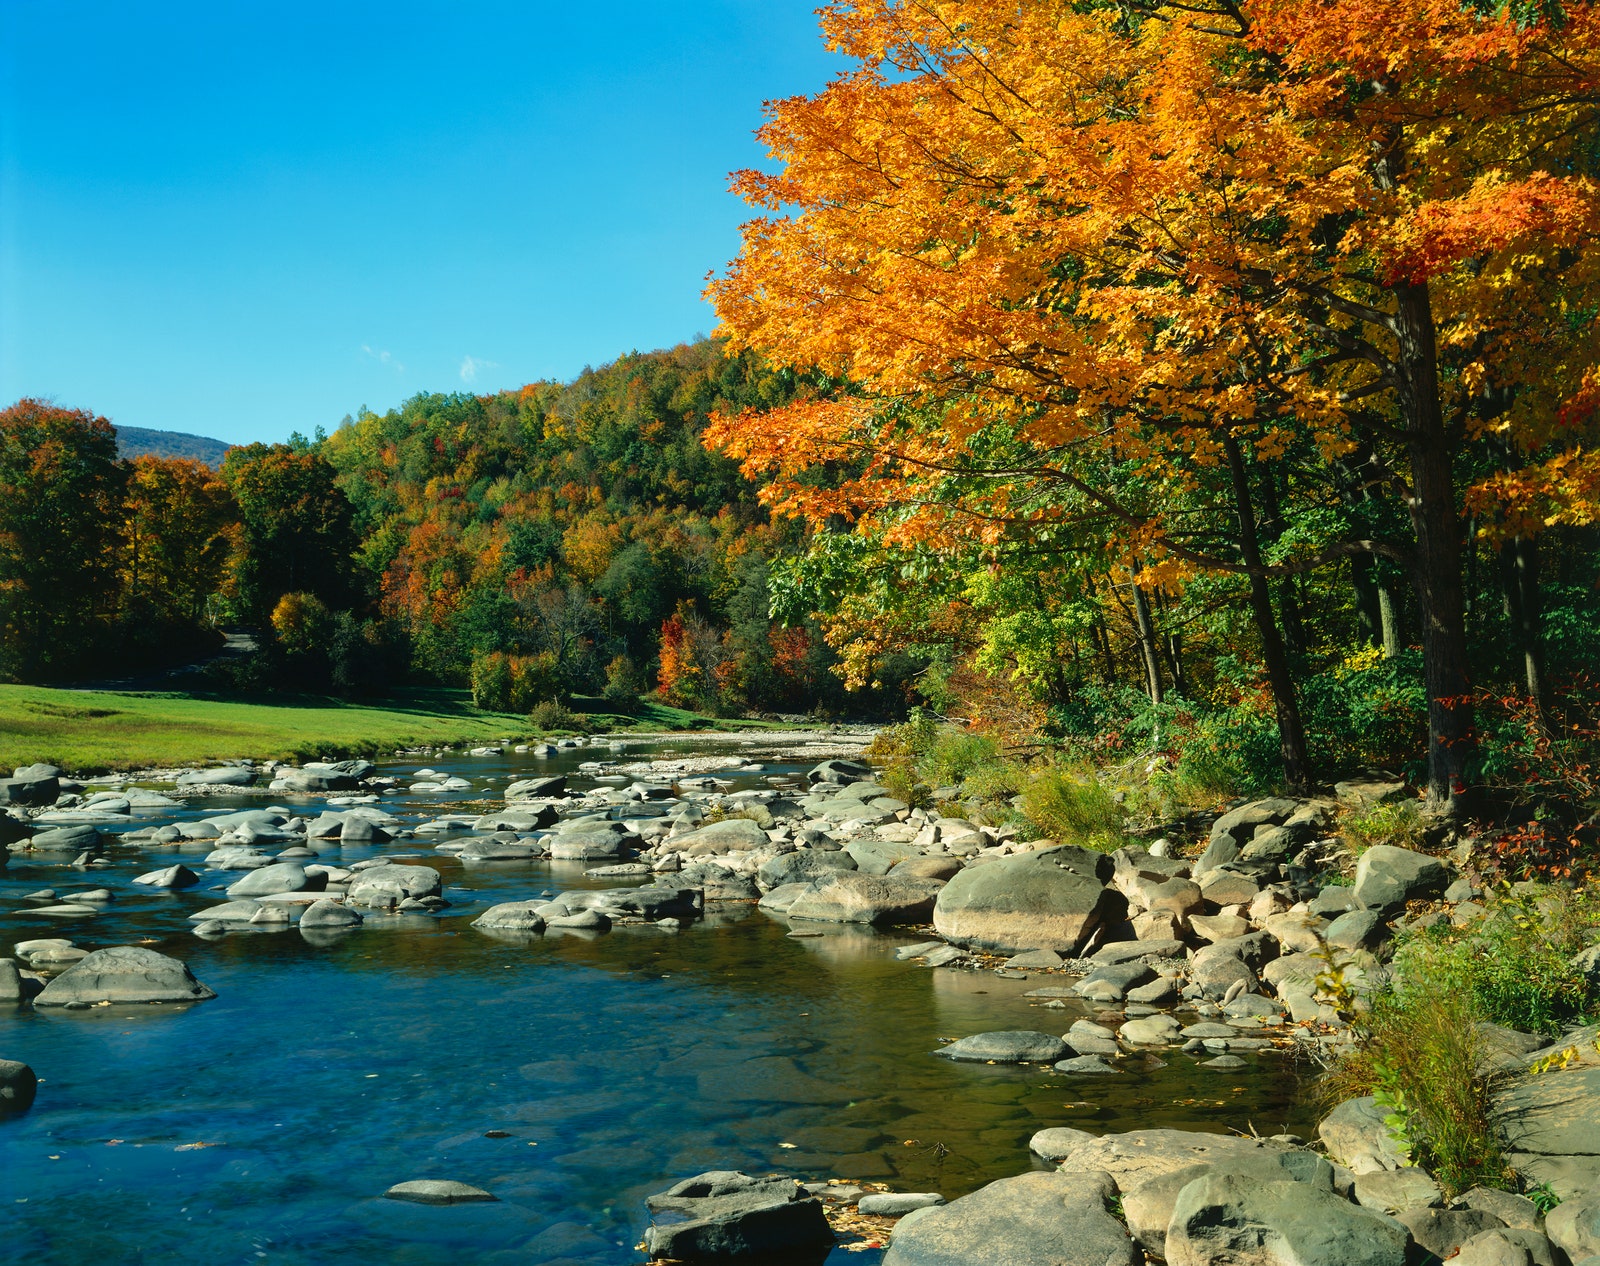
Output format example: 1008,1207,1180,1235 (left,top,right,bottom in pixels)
698,0,1600,814
0,344,912,716
10,1,1600,815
